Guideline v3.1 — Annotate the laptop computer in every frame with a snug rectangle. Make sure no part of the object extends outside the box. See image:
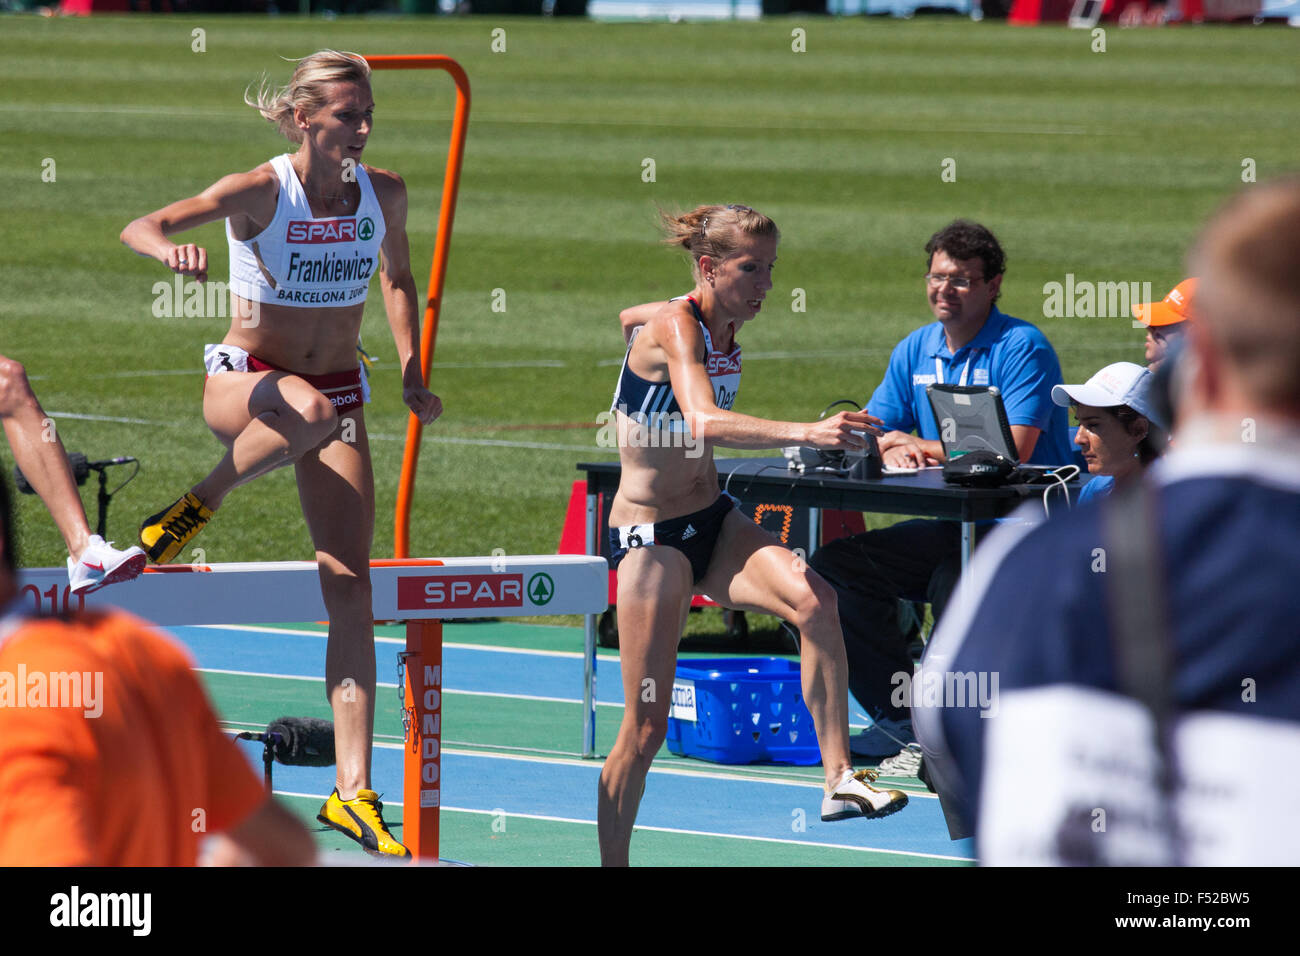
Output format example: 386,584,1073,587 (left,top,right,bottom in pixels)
925,384,1064,476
